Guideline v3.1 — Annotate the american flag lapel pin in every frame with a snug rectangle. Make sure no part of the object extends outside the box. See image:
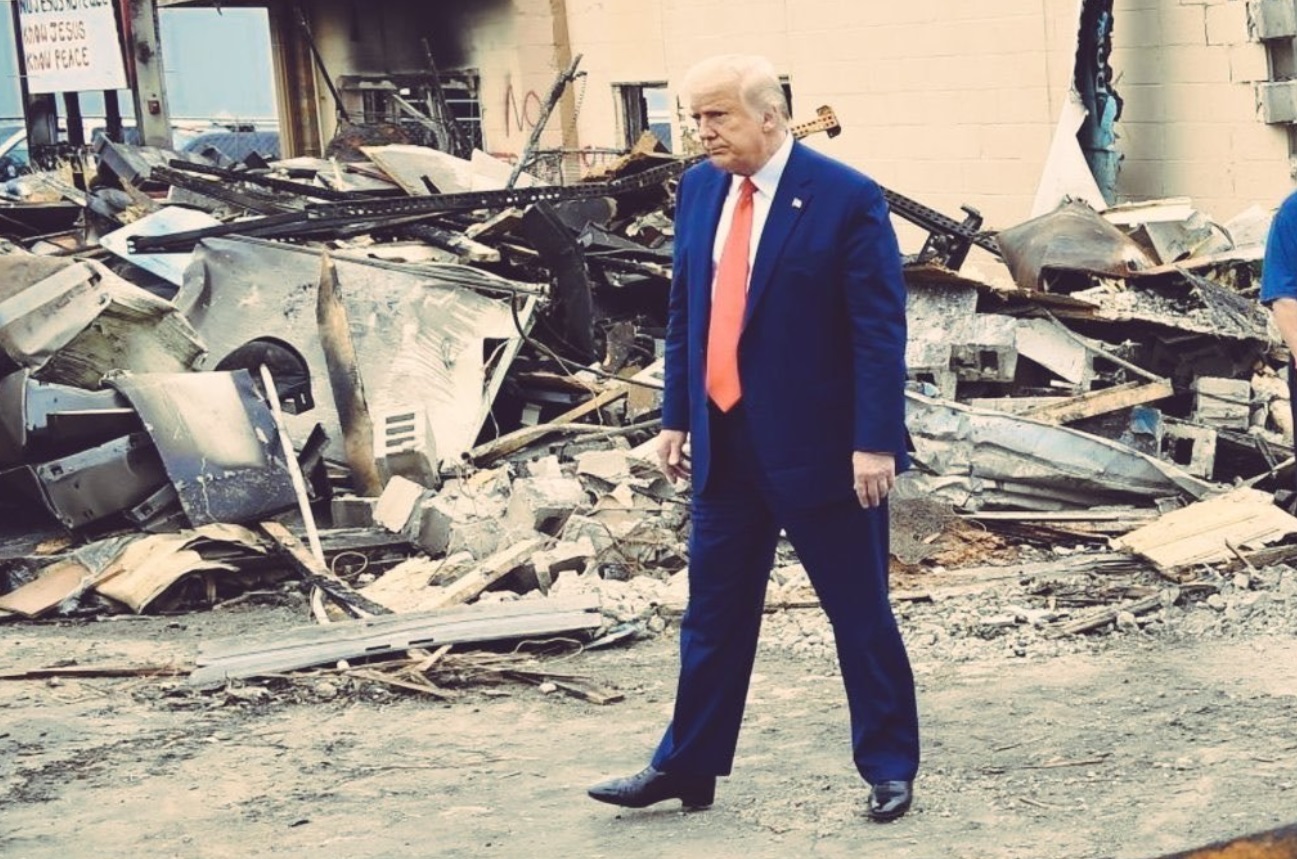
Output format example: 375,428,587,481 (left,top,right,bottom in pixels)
792,197,803,209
